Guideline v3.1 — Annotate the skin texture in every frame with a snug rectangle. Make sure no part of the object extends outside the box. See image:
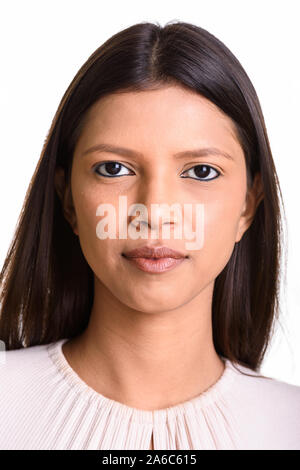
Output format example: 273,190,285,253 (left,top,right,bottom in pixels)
55,85,263,449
